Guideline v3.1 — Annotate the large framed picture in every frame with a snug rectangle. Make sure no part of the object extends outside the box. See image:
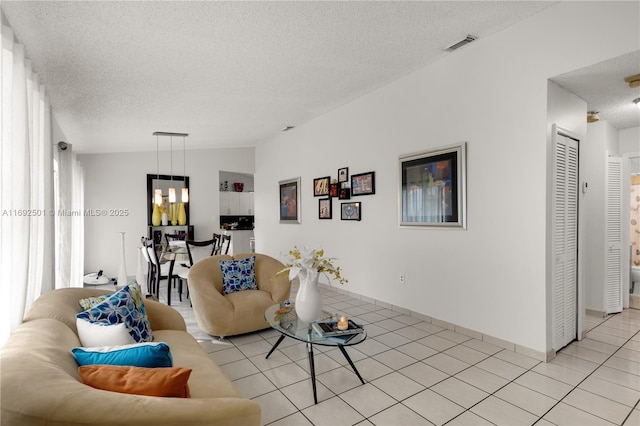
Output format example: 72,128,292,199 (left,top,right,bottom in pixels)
279,177,301,224
341,202,361,221
399,142,467,228
351,171,375,196
313,176,330,197
318,198,332,219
